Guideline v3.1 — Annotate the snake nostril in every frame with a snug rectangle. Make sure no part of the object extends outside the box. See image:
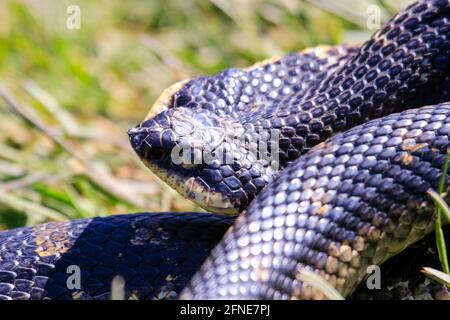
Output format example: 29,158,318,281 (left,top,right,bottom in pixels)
128,129,148,157
128,116,168,156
